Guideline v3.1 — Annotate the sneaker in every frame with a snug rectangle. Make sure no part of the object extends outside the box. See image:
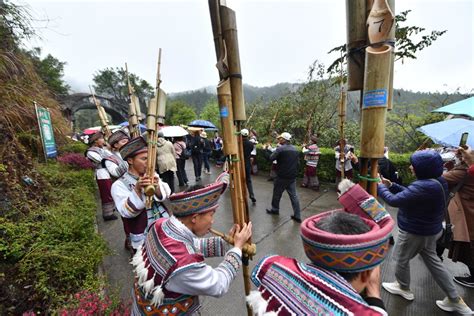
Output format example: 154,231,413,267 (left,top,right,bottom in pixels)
290,215,302,223
251,197,256,205
266,209,279,215
436,297,473,314
382,281,415,301
454,275,474,288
